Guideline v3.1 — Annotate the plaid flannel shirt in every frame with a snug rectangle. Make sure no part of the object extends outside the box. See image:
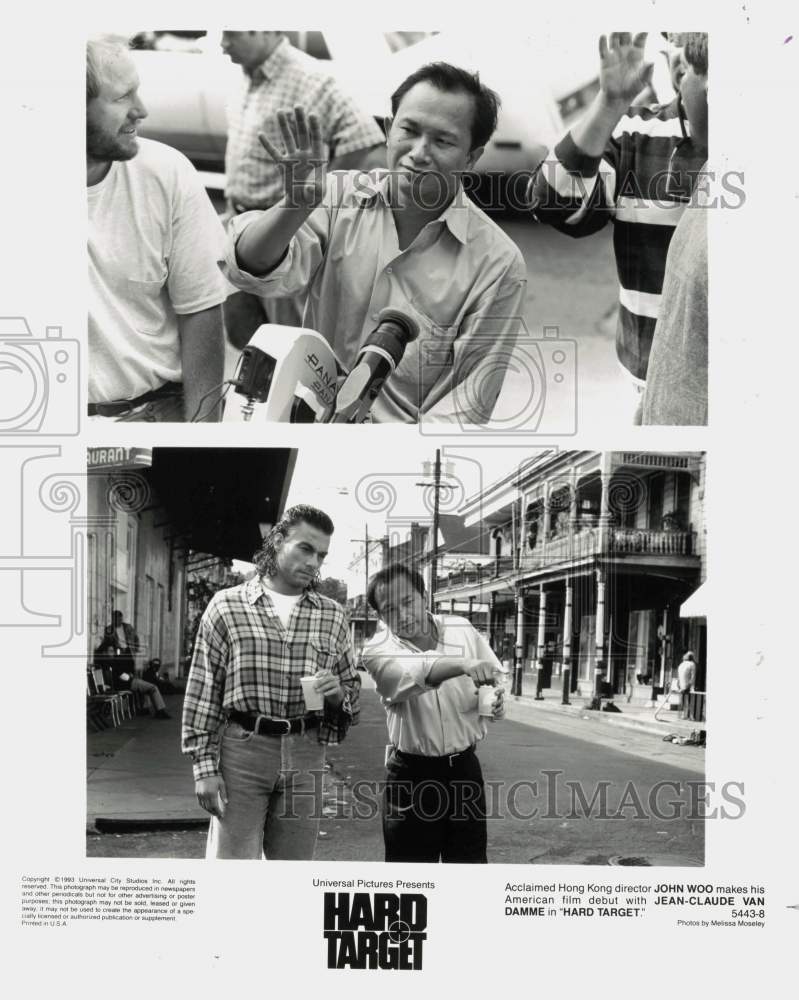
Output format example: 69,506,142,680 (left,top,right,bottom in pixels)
182,576,360,781
225,36,384,209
